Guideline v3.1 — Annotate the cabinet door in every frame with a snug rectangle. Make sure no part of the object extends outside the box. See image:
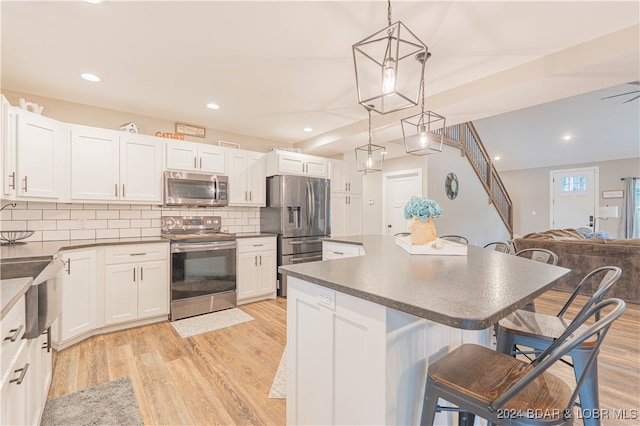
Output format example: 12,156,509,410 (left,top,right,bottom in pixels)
39,332,52,404
345,193,363,236
237,252,258,301
330,193,347,237
137,261,168,319
278,153,305,175
120,134,163,202
330,160,346,193
257,250,277,295
70,126,119,200
198,144,226,173
26,337,42,426
58,250,96,342
104,264,138,325
305,157,329,178
16,111,64,199
0,341,28,426
166,141,197,171
227,150,249,205
247,152,265,206
2,98,17,197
